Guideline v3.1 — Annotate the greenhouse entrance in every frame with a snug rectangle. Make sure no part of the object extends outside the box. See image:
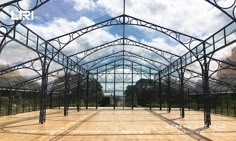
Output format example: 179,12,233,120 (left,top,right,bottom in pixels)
90,59,158,109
